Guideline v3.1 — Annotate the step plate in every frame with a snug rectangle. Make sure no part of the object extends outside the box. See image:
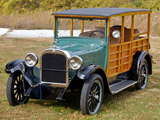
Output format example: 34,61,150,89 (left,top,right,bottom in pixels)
110,80,137,94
